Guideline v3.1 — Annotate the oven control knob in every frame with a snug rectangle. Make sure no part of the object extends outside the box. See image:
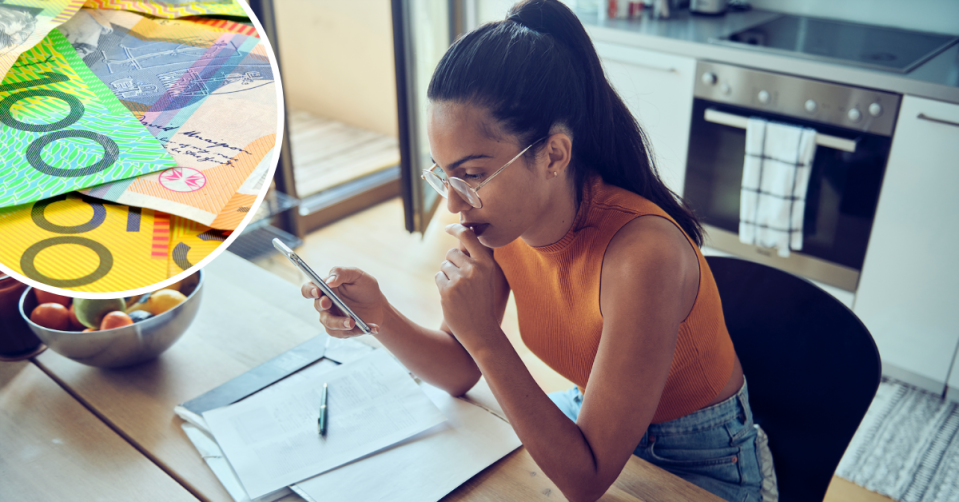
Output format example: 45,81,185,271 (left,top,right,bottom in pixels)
702,72,717,85
848,107,862,122
758,90,770,104
869,102,883,117
805,100,818,113
721,83,731,95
